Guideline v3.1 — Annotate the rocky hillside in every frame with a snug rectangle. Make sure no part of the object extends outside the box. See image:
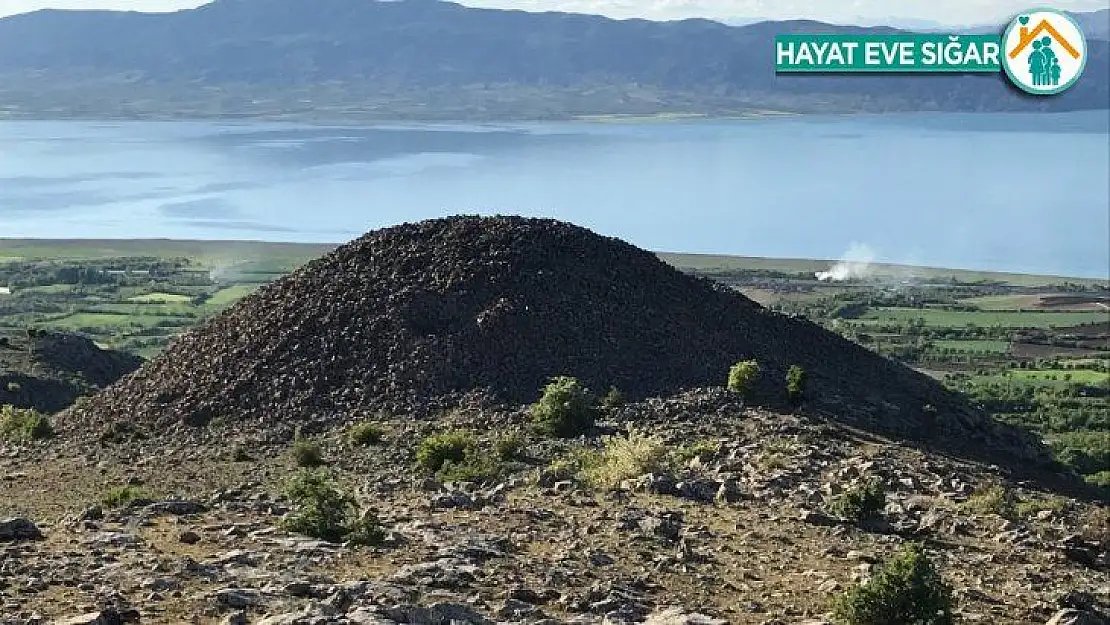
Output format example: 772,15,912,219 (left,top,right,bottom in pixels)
61,217,1049,475
1,391,1107,624
0,329,142,413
